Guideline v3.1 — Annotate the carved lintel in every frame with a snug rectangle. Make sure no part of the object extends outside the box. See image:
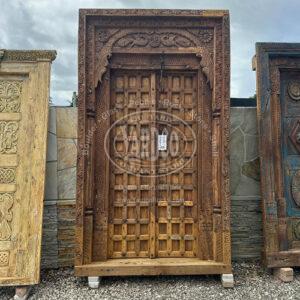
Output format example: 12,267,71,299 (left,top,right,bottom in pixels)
95,29,214,88
0,50,56,62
